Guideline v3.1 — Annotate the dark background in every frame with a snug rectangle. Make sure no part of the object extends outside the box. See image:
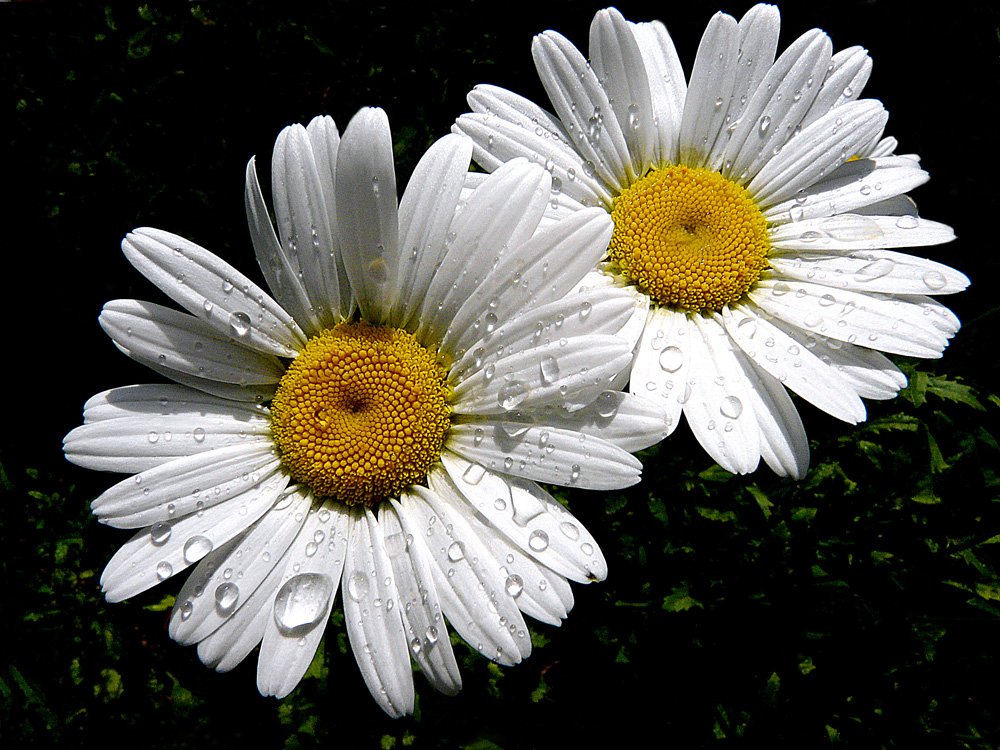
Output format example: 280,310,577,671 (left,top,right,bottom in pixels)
3,1,999,748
